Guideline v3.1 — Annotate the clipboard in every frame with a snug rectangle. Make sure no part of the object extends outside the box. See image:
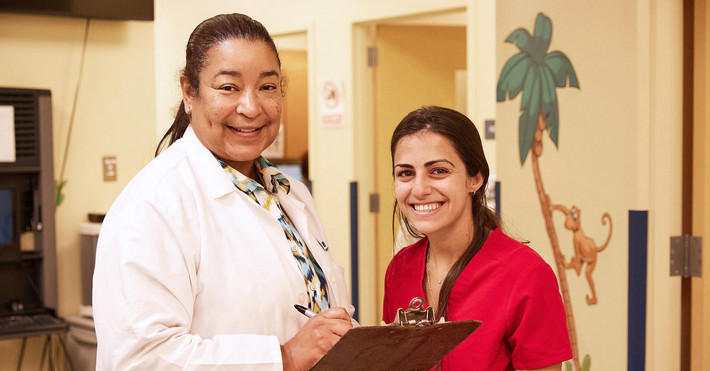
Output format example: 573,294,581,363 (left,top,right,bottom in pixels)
311,298,482,371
